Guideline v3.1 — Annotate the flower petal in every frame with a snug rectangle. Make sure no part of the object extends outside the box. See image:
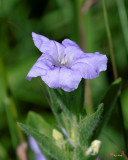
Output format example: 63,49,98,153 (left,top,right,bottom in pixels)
35,154,46,160
32,32,50,53
29,136,46,160
62,39,80,48
26,54,53,80
27,33,108,92
29,136,40,154
59,67,82,91
41,67,60,89
72,52,107,79
32,32,64,61
41,67,82,91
